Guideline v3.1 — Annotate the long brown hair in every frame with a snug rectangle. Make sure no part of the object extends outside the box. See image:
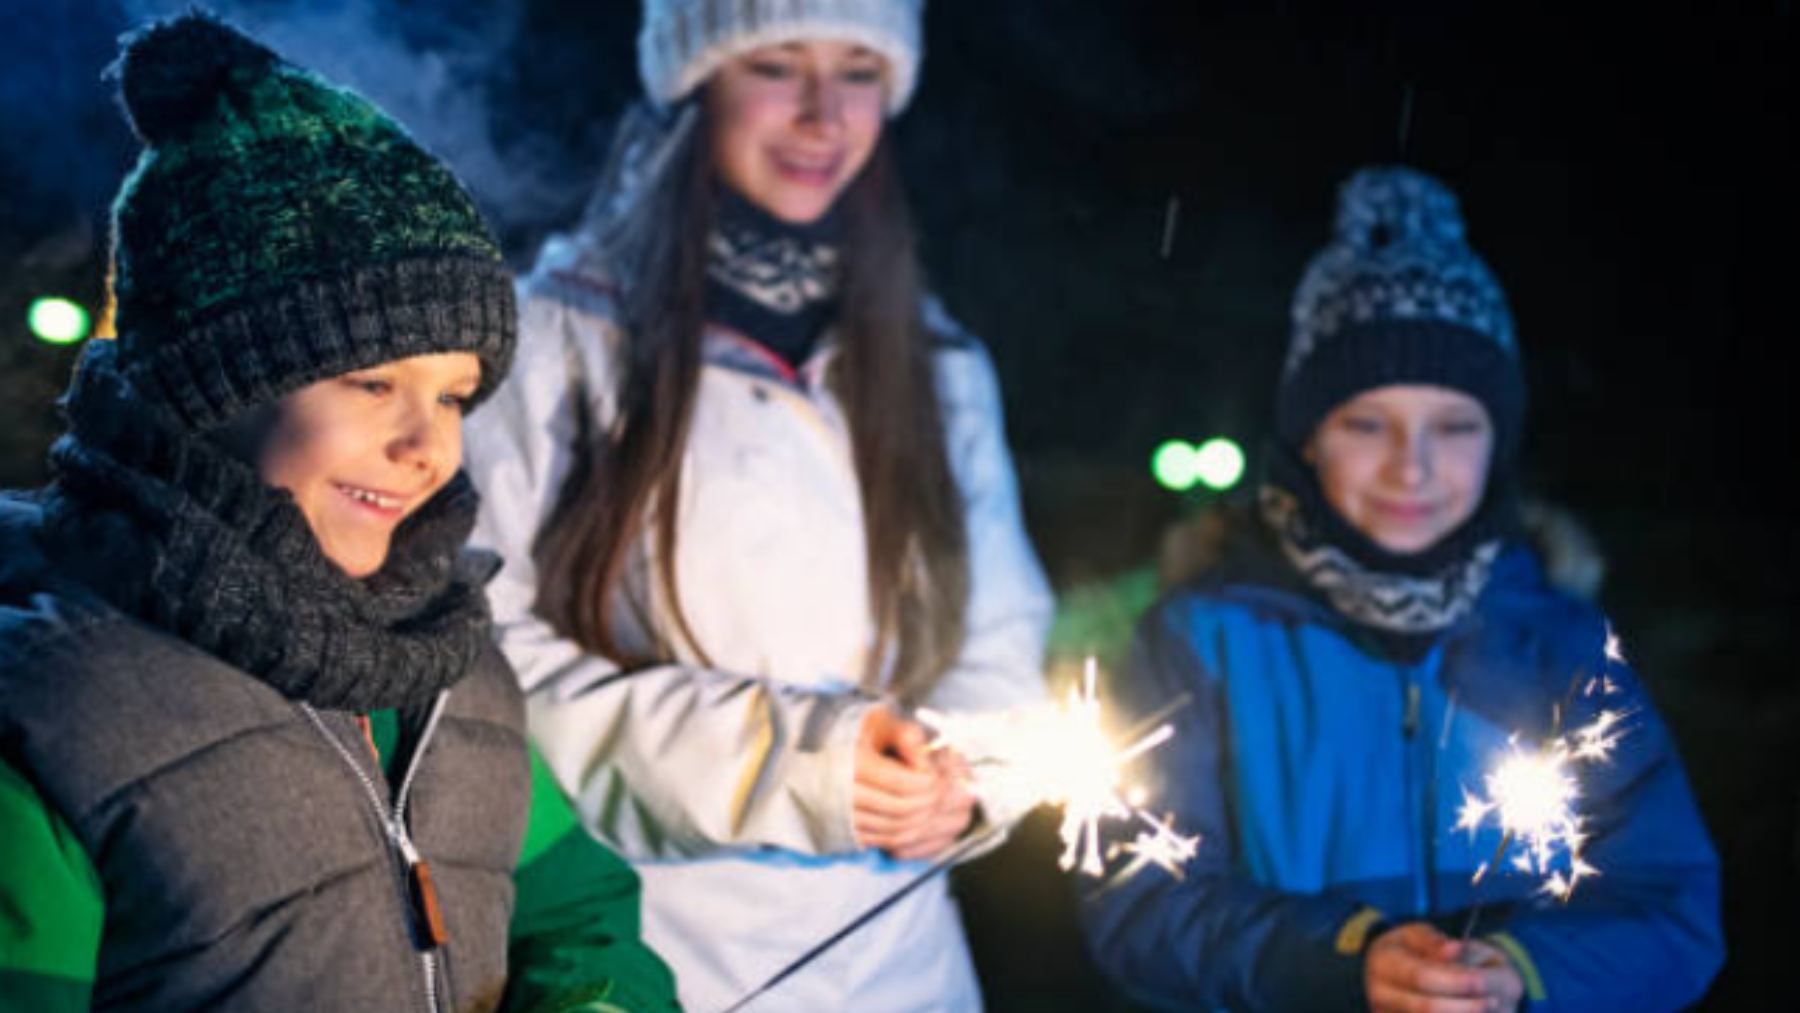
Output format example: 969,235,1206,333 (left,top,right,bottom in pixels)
533,101,969,704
